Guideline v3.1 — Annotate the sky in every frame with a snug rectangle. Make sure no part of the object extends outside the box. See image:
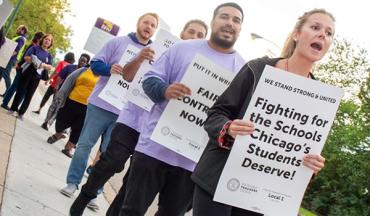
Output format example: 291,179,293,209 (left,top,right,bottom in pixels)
61,0,370,61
